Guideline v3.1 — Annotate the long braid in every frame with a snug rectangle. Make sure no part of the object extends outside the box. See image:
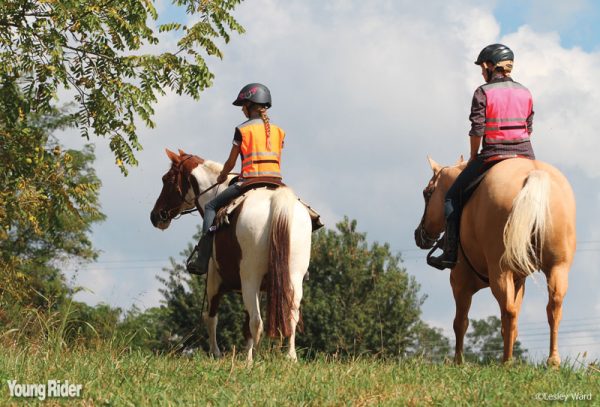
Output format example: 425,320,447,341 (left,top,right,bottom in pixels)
259,106,272,151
